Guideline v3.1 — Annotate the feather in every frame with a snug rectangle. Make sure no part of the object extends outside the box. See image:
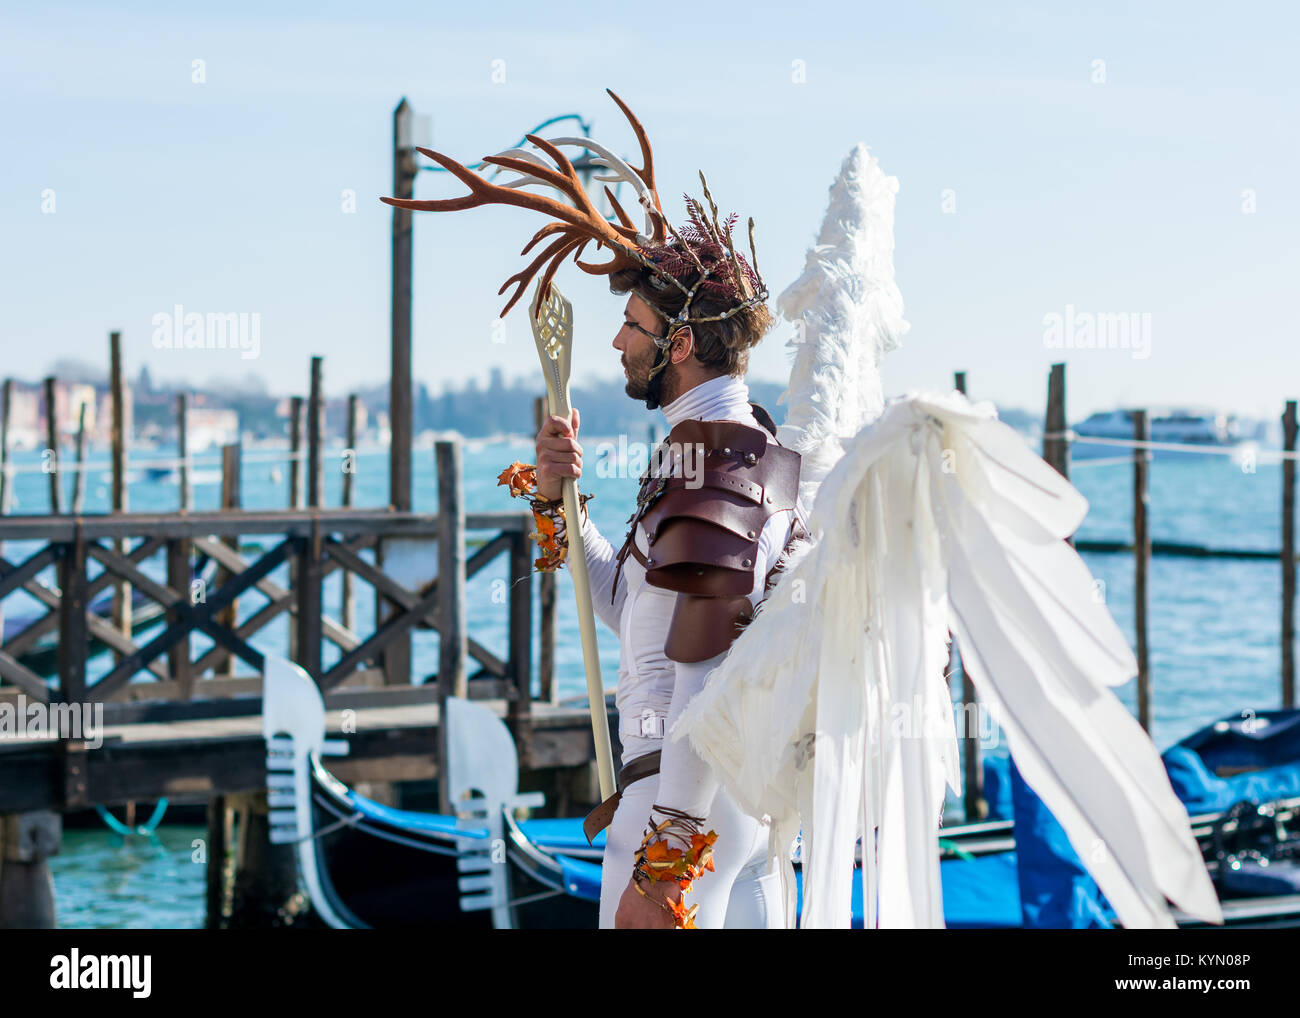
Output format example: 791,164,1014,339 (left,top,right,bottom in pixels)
775,144,910,511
